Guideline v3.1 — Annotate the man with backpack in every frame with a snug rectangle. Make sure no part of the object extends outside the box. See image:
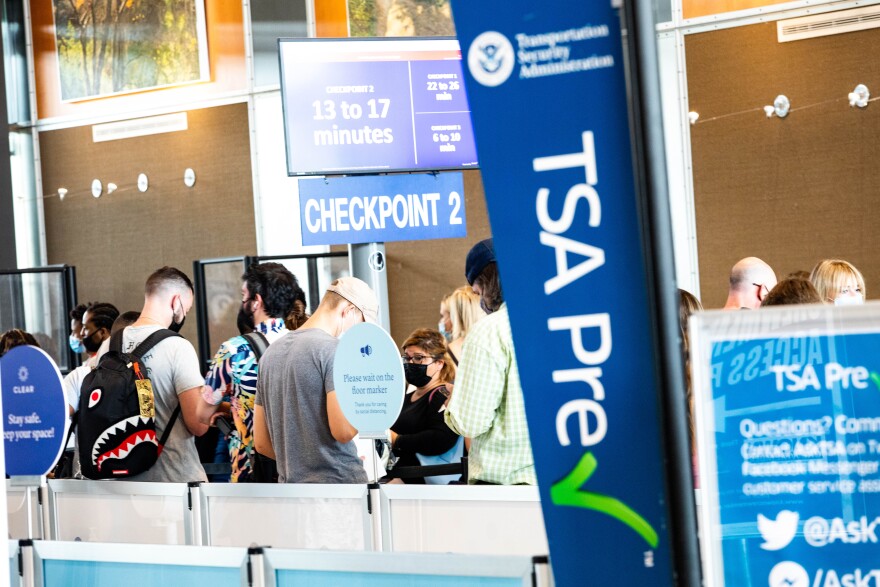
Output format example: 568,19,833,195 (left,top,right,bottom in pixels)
79,266,208,482
199,262,306,482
